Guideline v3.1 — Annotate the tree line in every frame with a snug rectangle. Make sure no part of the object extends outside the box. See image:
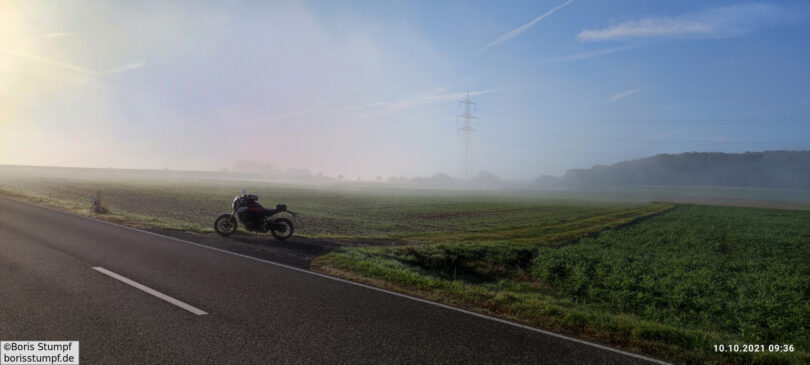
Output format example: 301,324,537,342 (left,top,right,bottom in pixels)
536,151,810,189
